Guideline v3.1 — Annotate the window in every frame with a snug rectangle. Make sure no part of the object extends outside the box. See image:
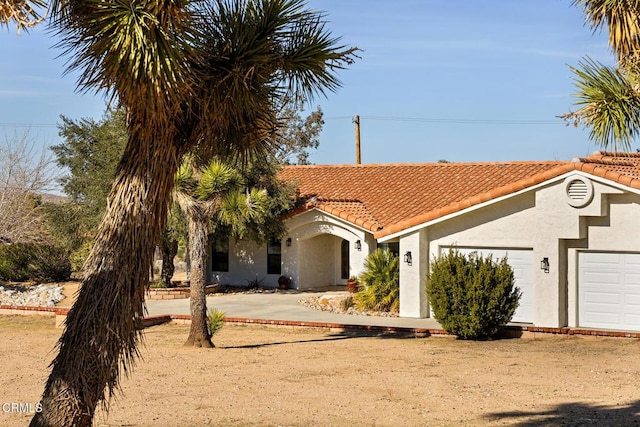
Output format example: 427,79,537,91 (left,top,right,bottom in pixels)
267,239,282,275
341,239,350,279
211,235,229,272
377,242,399,257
